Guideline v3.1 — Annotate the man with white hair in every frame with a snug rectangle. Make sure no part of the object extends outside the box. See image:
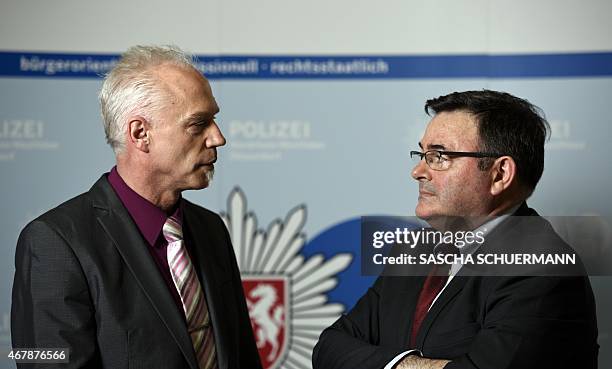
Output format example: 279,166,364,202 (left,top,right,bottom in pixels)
12,45,262,369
